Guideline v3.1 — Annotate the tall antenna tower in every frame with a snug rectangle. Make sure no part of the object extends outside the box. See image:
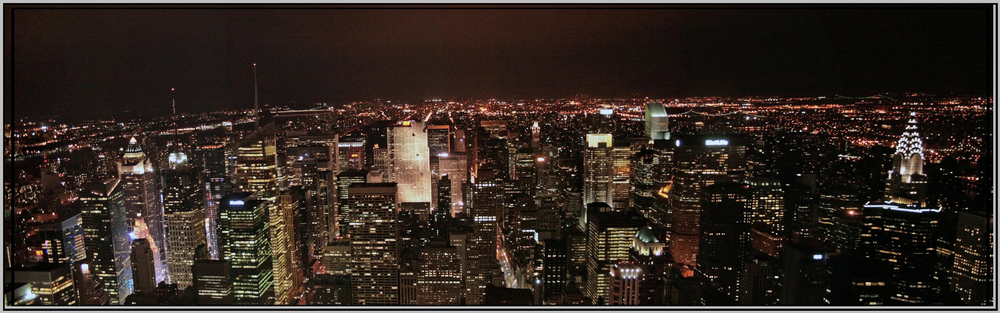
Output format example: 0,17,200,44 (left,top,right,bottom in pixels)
253,63,259,130
171,87,176,115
